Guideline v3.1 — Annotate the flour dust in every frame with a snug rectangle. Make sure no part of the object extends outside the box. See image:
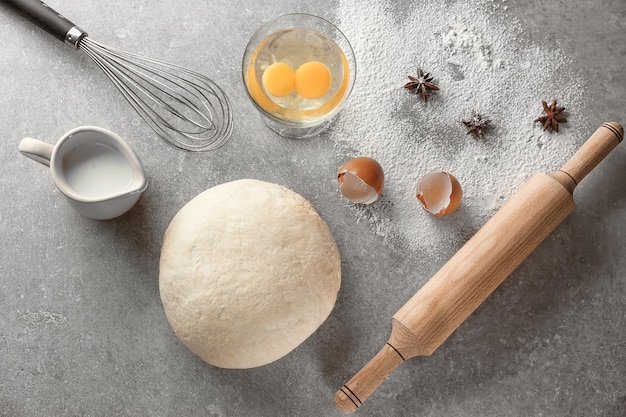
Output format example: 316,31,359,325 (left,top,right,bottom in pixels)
331,0,588,261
